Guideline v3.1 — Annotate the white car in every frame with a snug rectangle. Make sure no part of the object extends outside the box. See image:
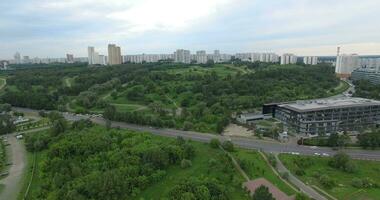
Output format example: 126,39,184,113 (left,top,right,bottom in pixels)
322,153,330,157
291,152,300,155
314,152,321,156
16,135,23,140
